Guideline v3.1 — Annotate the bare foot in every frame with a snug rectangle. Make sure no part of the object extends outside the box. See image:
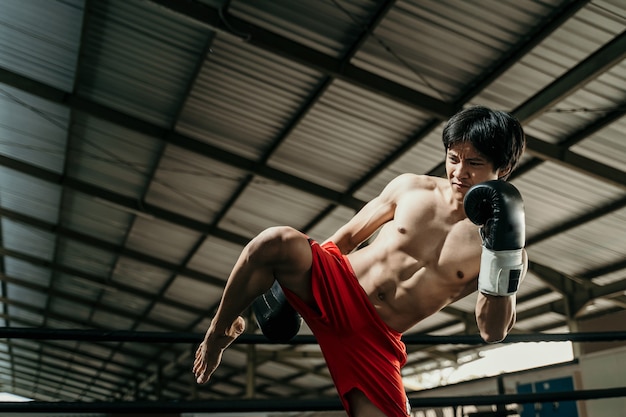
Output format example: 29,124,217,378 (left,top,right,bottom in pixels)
193,316,246,384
